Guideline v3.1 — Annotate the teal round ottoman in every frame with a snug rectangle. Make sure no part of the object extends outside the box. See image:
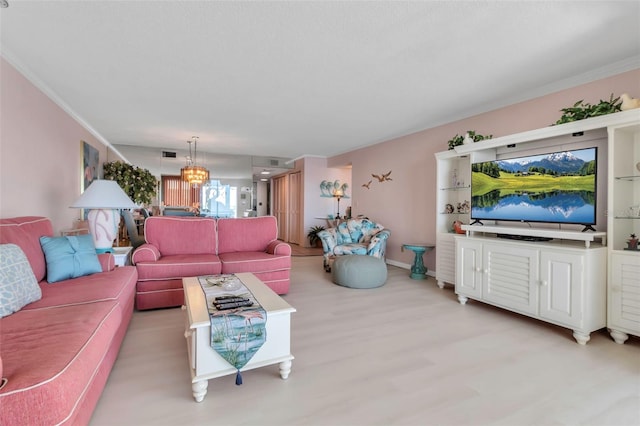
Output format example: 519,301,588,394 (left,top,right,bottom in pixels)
331,255,387,289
